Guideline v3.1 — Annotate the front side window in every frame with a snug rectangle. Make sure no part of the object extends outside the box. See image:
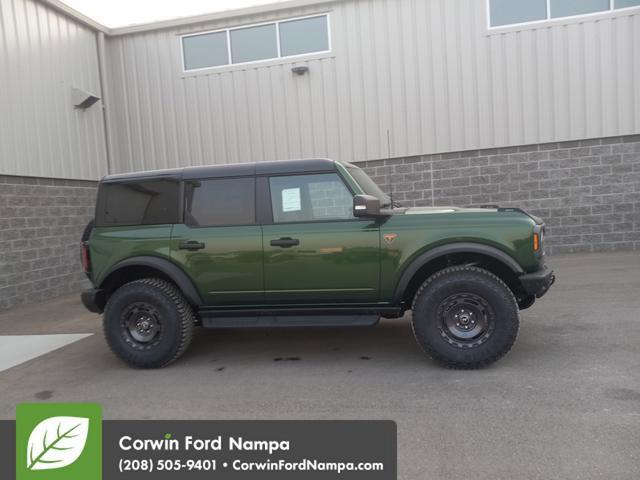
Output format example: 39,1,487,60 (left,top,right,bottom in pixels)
181,14,330,71
489,0,640,28
185,177,255,227
269,173,354,223
347,167,391,206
